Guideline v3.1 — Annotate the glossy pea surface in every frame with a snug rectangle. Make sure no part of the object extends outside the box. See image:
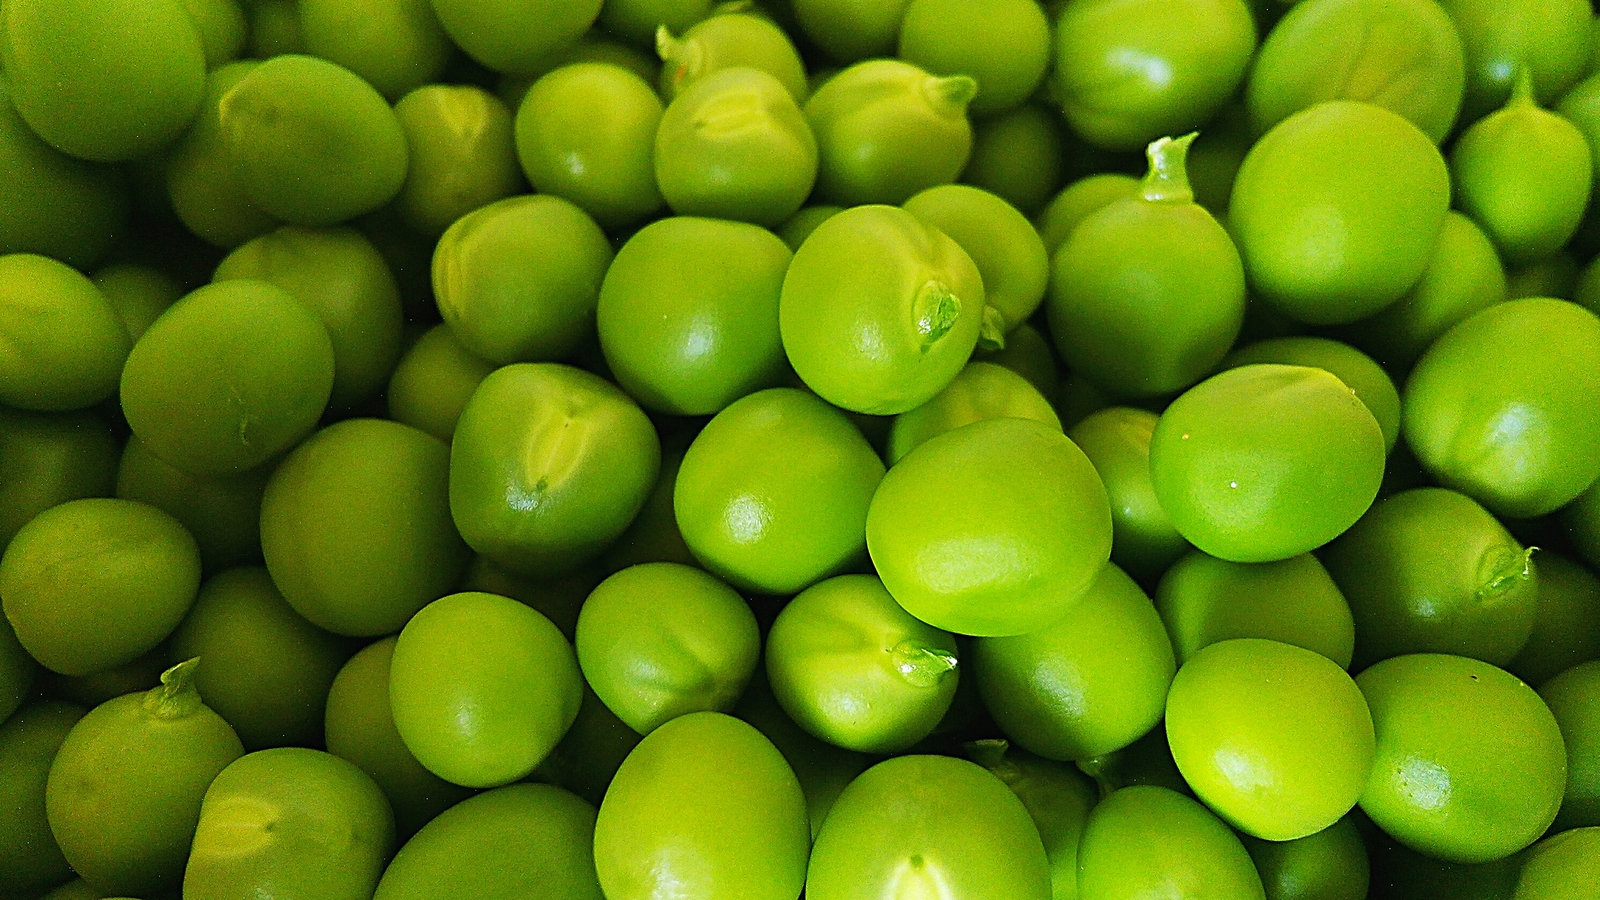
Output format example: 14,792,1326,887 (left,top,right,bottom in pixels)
1540,660,1600,831
1241,816,1369,900
656,12,809,103
1077,785,1266,900
1435,0,1592,119
896,0,1051,116
1223,337,1401,453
